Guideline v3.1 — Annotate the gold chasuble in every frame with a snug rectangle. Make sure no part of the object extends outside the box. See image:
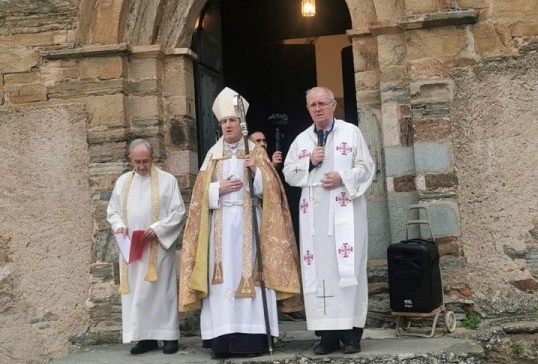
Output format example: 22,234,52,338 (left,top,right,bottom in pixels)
179,138,303,312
